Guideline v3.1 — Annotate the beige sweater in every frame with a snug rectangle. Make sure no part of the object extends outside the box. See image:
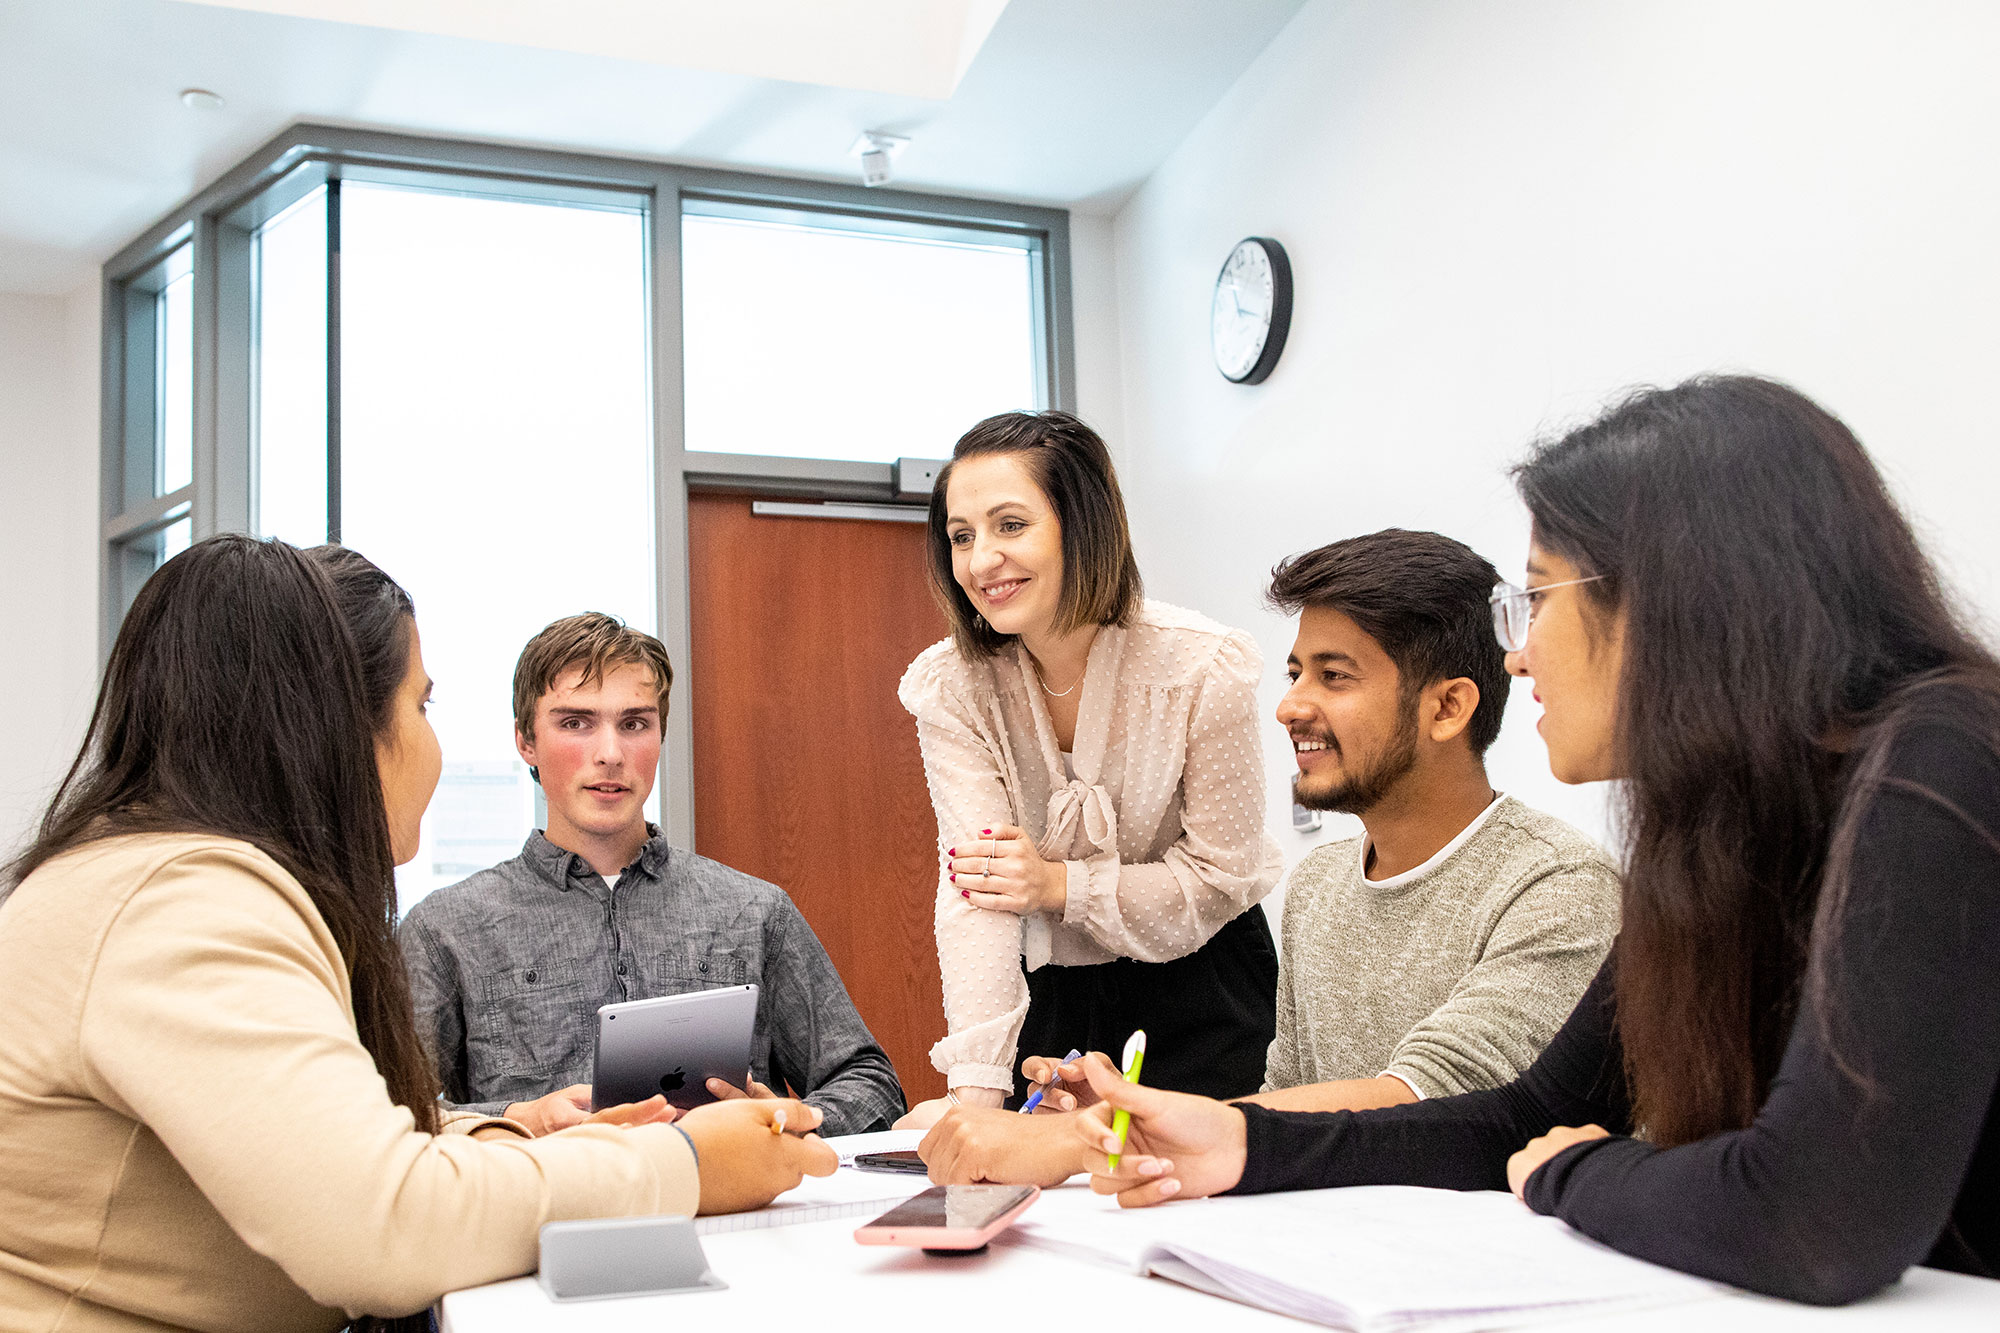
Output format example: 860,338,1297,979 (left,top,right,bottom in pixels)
900,601,1285,1093
0,834,698,1332
1264,796,1620,1099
